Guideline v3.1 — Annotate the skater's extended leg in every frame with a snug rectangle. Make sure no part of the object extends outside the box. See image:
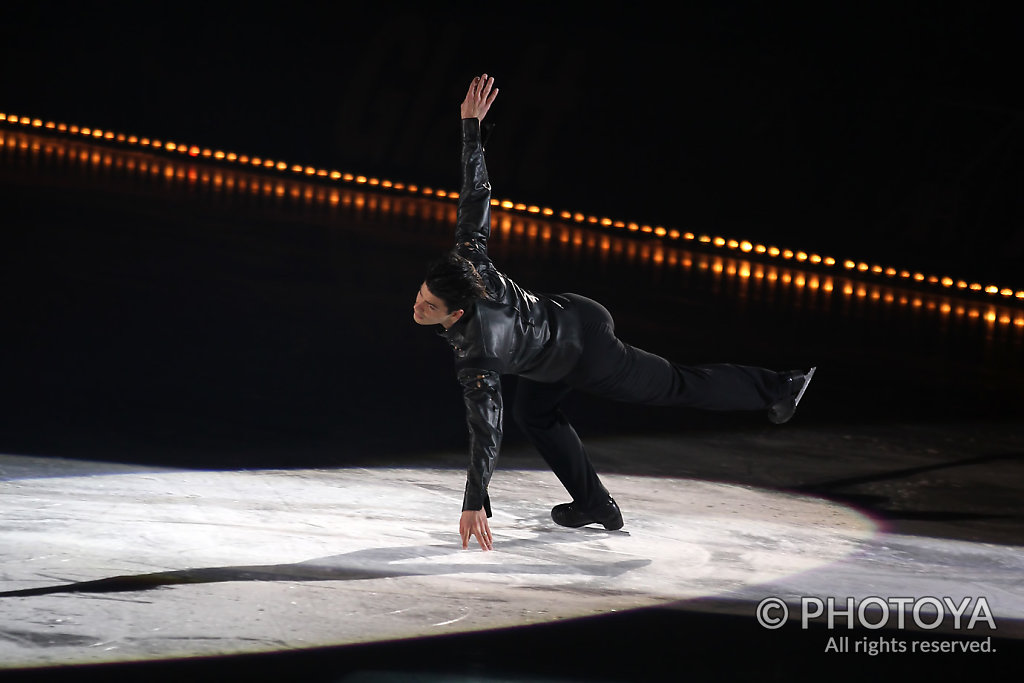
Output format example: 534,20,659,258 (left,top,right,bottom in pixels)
562,294,797,412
